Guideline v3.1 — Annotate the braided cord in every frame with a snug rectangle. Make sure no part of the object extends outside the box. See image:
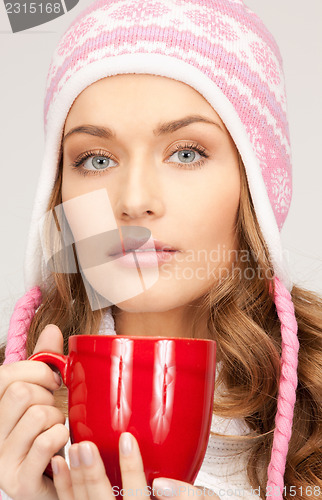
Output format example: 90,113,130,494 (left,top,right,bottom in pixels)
266,277,300,498
3,286,42,365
